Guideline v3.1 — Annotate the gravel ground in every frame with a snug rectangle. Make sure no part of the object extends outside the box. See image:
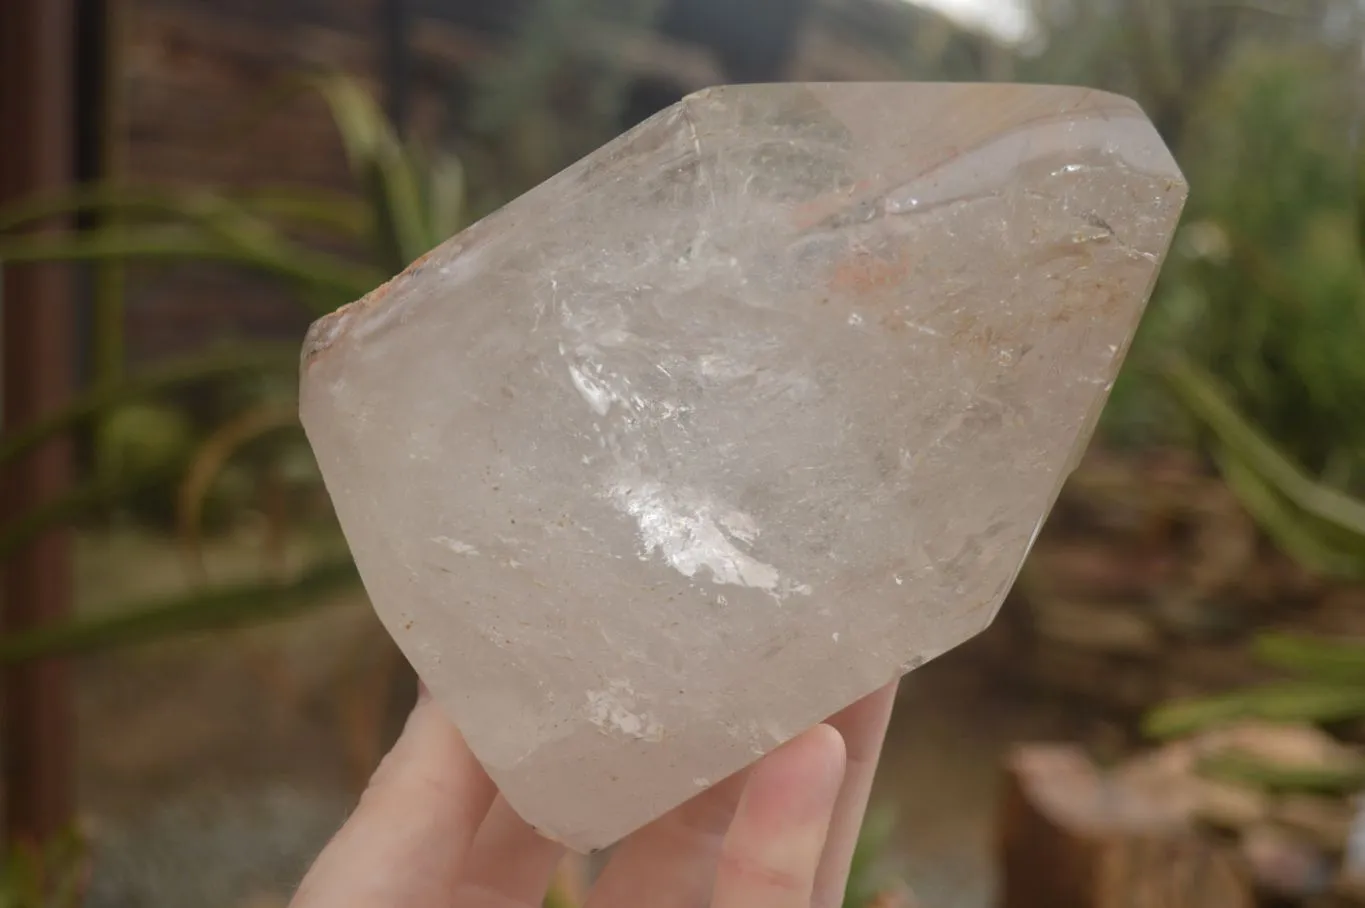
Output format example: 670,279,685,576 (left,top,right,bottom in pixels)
85,787,347,908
